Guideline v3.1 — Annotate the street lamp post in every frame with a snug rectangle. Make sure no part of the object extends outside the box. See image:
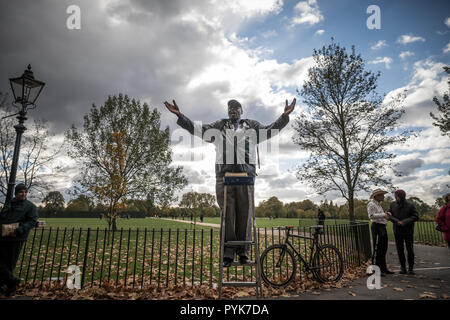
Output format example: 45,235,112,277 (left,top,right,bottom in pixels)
4,65,45,205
